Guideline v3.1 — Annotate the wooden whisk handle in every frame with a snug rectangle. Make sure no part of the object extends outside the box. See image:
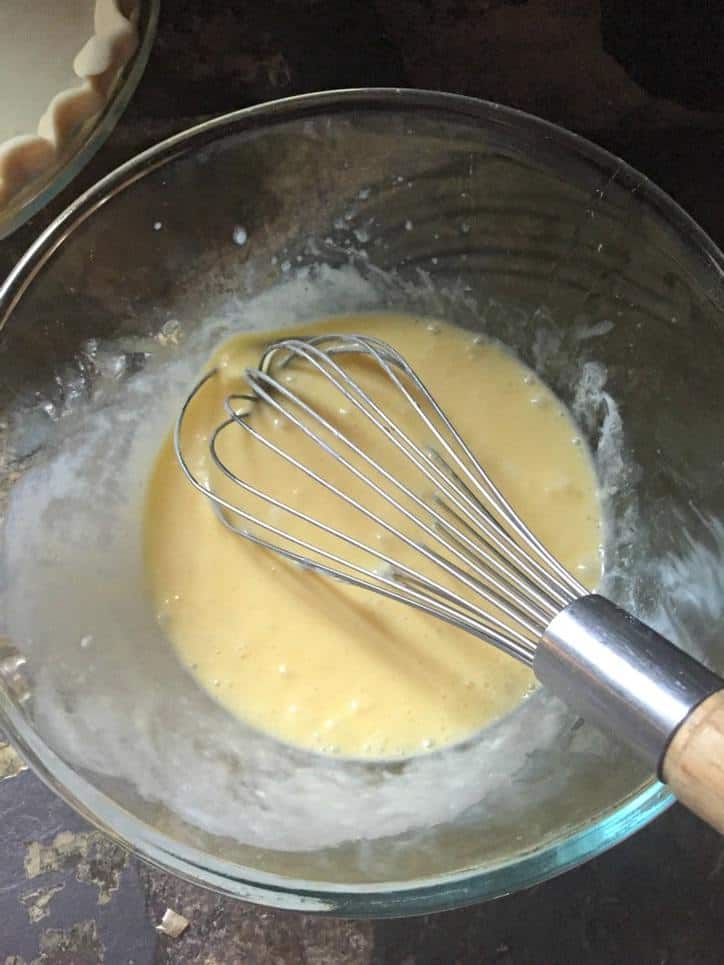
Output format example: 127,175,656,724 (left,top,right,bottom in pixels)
662,691,724,833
